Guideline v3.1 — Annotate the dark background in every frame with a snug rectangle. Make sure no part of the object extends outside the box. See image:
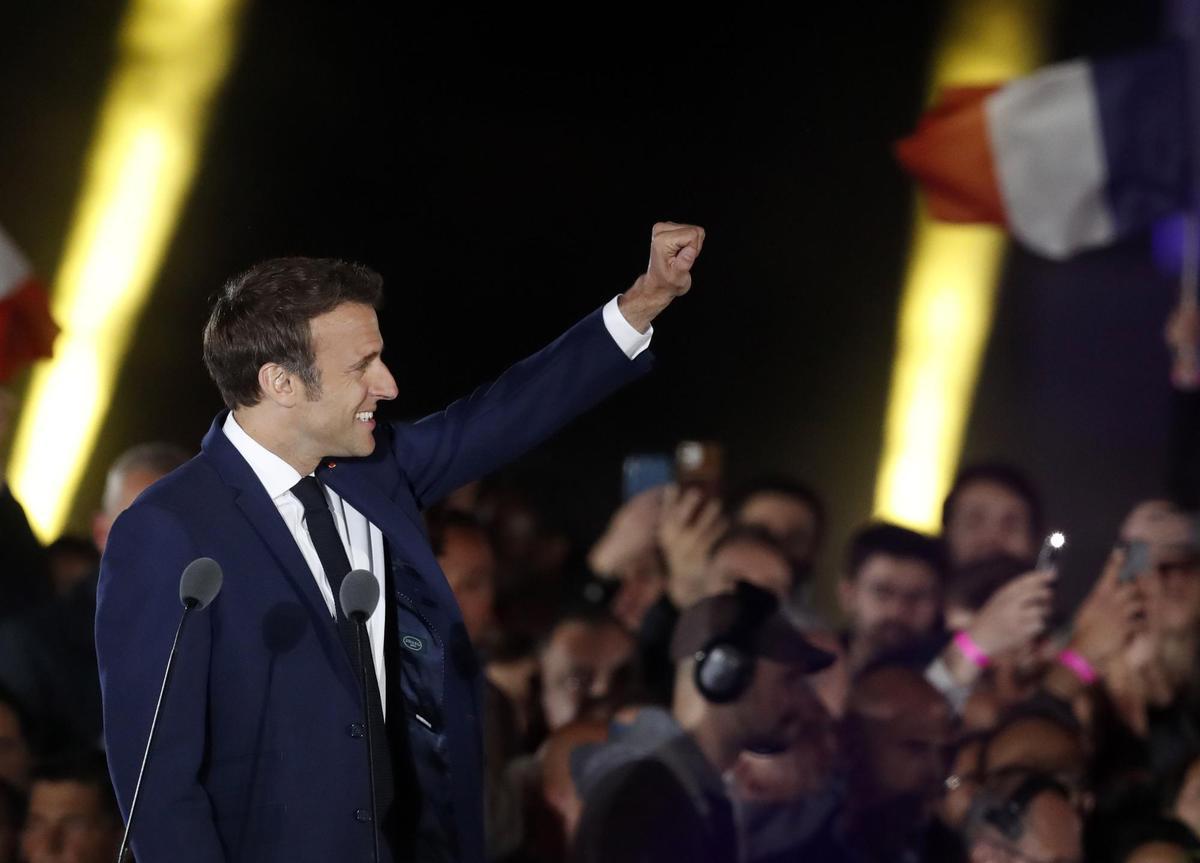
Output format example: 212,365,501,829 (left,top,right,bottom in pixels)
0,2,1175,609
